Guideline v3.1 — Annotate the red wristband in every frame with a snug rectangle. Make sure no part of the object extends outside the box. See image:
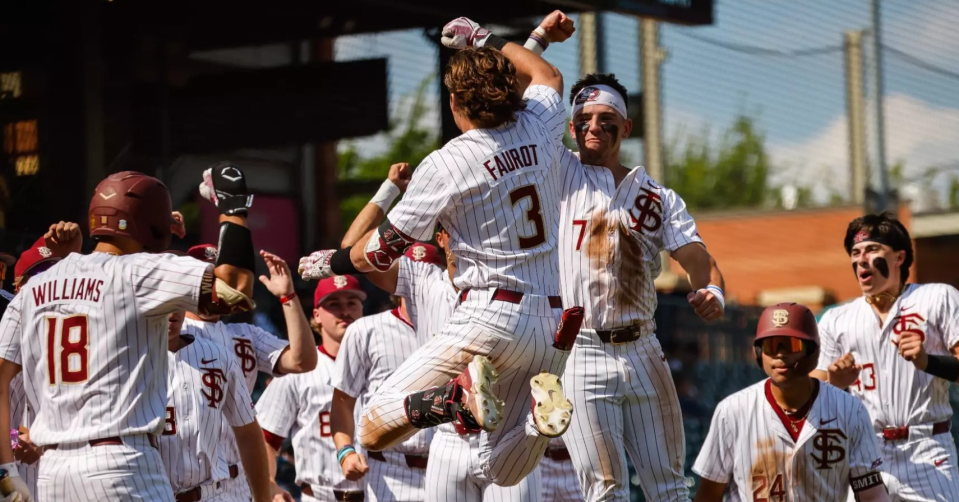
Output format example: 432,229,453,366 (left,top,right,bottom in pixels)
279,292,297,304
